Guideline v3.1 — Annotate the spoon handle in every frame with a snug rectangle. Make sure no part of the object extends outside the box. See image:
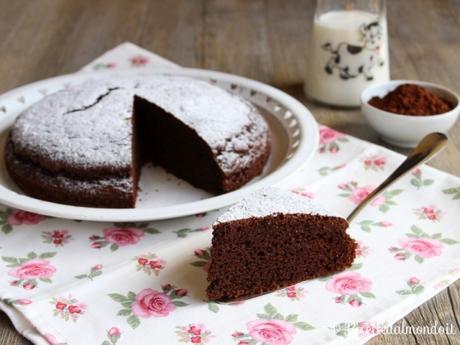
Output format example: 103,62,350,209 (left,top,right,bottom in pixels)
346,132,448,223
